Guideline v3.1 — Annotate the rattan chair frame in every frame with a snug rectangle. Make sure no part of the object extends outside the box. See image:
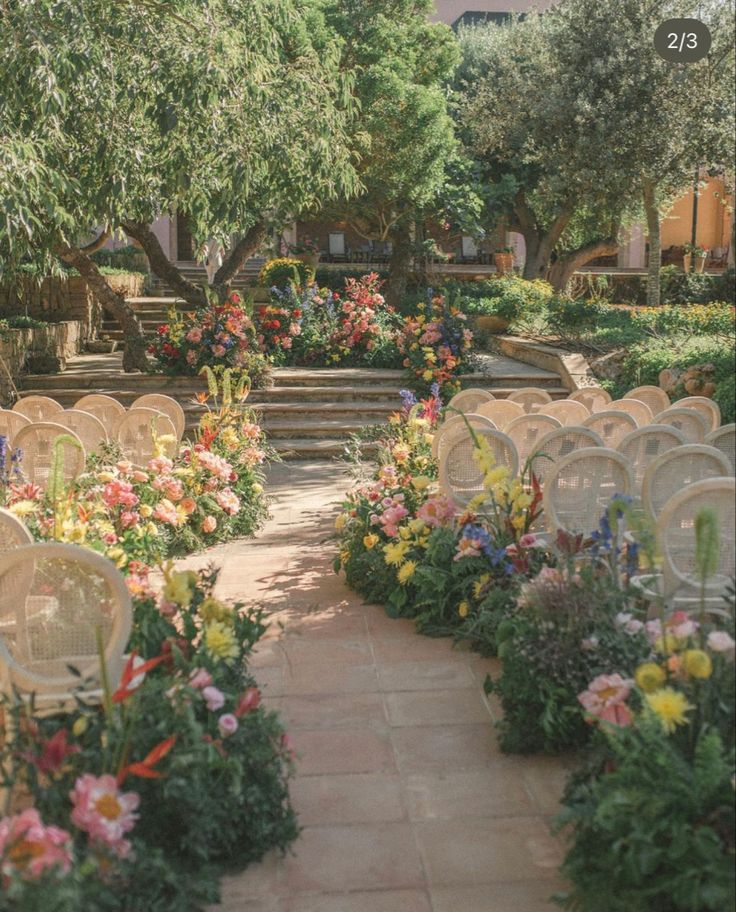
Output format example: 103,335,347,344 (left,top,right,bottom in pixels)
582,410,638,447
542,399,591,426
625,385,671,416
653,407,709,443
642,444,732,519
12,422,86,488
505,413,562,468
528,425,605,484
475,398,525,430
74,394,126,429
568,387,612,412
11,396,63,422
55,410,109,456
438,425,518,507
616,425,687,488
431,414,497,459
115,408,178,463
0,508,33,554
0,409,31,444
608,398,654,427
131,394,186,441
506,387,553,414
705,424,736,474
446,388,495,415
673,396,721,432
